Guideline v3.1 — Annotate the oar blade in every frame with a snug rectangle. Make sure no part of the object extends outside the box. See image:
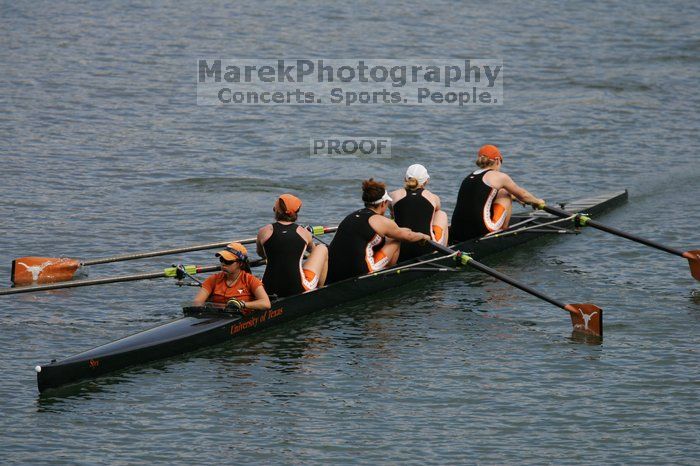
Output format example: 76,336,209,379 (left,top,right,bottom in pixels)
683,250,700,281
564,303,603,338
11,257,81,286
